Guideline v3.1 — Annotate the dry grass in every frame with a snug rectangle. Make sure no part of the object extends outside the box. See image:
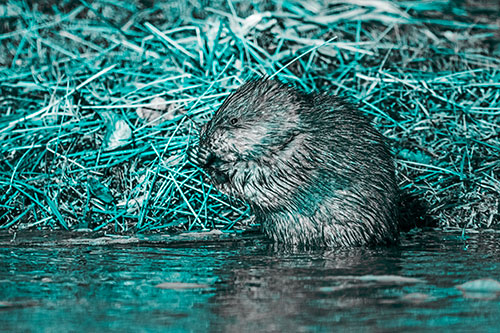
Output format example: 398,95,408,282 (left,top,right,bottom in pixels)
0,0,499,233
